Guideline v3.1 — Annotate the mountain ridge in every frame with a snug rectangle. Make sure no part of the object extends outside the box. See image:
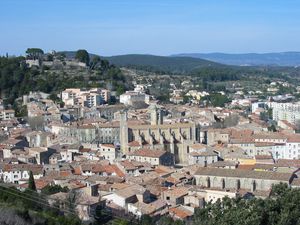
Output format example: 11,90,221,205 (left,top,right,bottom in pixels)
60,52,224,74
171,52,300,66
104,54,223,73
